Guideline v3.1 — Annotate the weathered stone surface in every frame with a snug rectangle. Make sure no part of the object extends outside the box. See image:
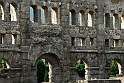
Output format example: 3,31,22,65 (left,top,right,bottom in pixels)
0,0,124,83
87,79,121,83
